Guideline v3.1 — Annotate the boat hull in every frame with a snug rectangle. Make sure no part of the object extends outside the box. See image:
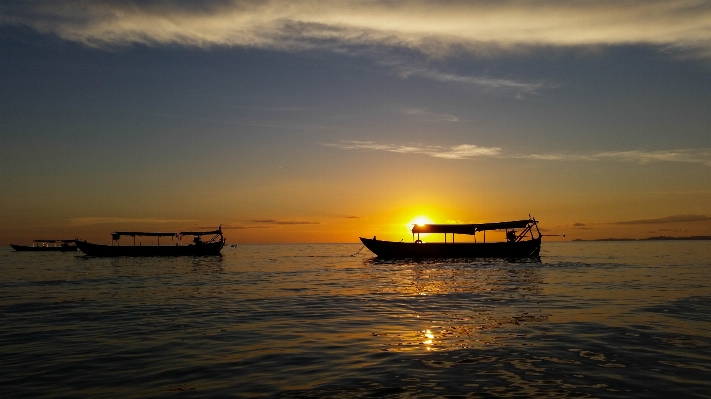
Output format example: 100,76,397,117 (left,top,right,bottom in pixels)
11,244,78,252
359,237,541,259
75,240,224,257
